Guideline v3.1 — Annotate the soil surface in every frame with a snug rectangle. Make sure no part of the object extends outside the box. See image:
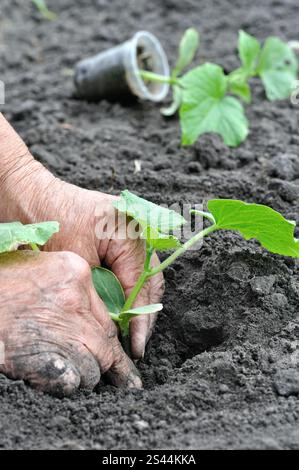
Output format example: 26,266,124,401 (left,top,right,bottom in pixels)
1,0,299,450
